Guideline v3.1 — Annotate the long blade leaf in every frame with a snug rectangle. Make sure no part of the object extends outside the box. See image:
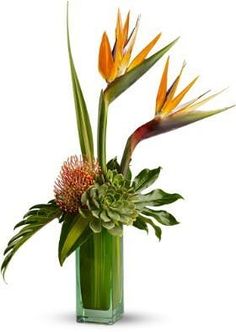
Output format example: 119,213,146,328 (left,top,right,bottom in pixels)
67,4,94,161
58,213,91,266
